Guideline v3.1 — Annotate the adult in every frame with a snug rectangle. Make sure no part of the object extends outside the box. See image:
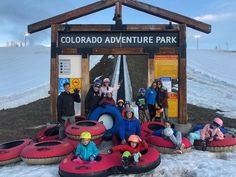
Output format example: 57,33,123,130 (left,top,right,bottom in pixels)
85,81,102,116
156,80,169,122
119,107,141,144
145,81,157,120
100,78,120,97
57,82,81,139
